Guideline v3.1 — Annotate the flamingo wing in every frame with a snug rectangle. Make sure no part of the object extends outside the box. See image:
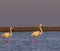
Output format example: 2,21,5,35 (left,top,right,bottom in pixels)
31,31,40,36
2,32,10,38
